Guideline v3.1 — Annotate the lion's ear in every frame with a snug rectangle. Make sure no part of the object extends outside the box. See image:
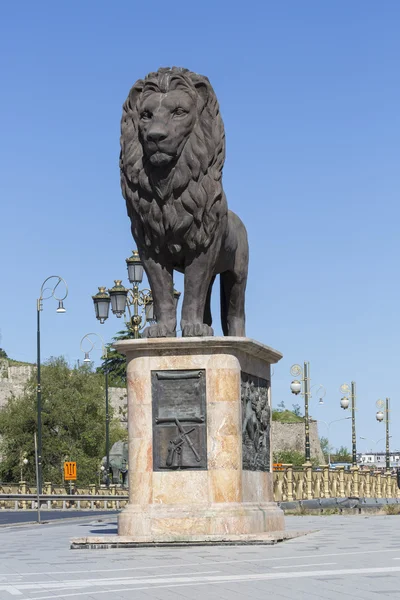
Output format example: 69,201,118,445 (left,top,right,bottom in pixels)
126,80,144,112
194,80,209,111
